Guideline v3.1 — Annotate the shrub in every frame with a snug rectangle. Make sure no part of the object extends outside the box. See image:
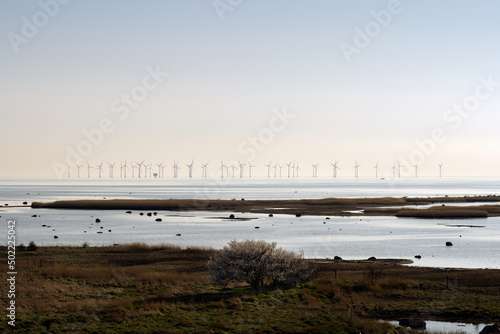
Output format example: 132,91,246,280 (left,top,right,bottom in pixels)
207,240,313,289
27,241,37,251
